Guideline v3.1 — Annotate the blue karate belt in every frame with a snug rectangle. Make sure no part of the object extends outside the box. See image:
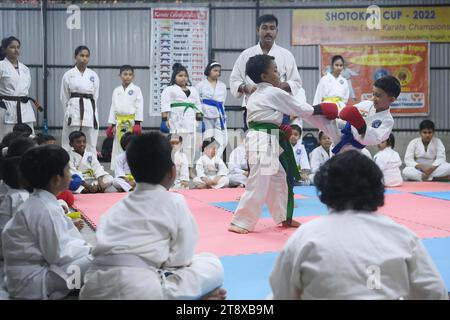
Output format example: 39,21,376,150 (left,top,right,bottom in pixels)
332,122,366,154
282,114,290,125
202,99,226,130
